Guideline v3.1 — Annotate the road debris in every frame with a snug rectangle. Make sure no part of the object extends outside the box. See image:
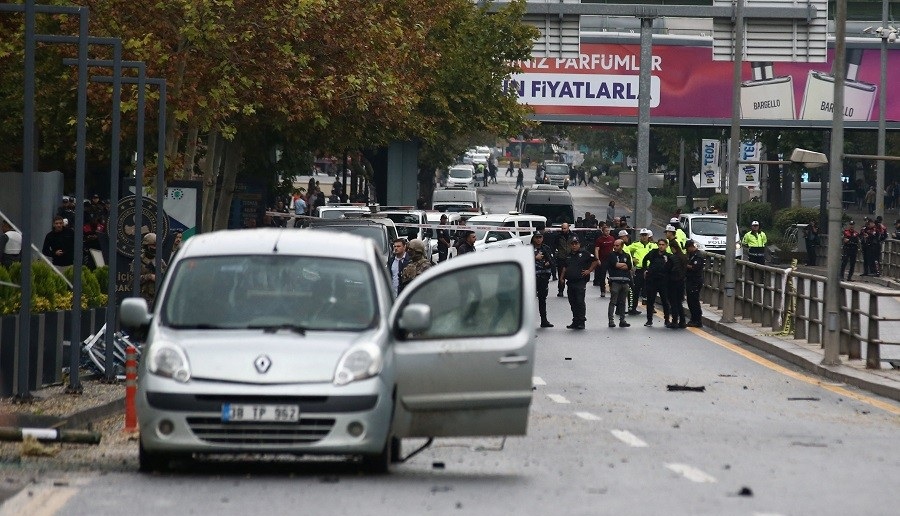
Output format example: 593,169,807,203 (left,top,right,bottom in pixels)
667,384,705,392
